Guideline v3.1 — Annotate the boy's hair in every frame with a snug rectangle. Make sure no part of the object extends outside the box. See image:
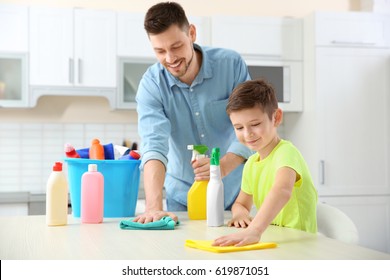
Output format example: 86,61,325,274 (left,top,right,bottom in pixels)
144,2,190,35
226,79,279,120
